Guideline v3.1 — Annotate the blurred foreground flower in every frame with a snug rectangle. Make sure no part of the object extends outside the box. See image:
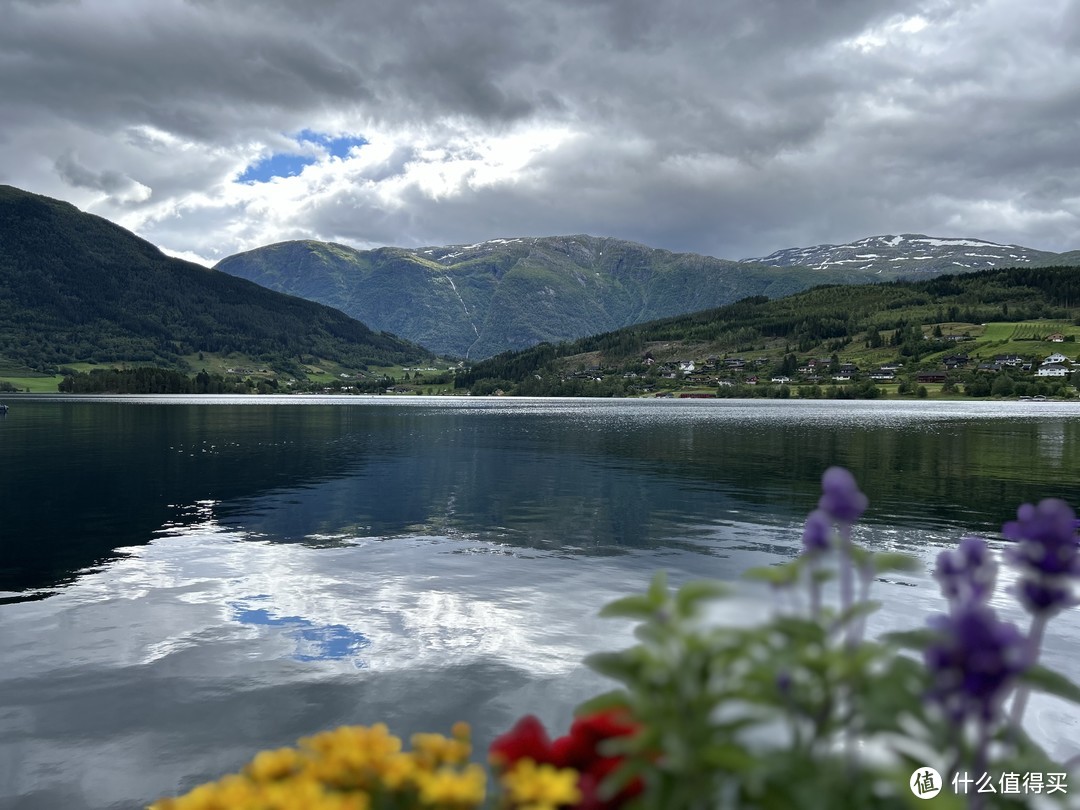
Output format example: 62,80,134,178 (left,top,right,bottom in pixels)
149,722,483,810
490,709,642,810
